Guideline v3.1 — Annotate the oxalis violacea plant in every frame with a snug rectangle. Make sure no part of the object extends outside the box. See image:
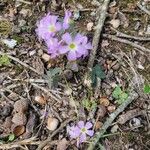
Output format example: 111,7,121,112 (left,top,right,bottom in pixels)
35,10,92,62
35,10,94,147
